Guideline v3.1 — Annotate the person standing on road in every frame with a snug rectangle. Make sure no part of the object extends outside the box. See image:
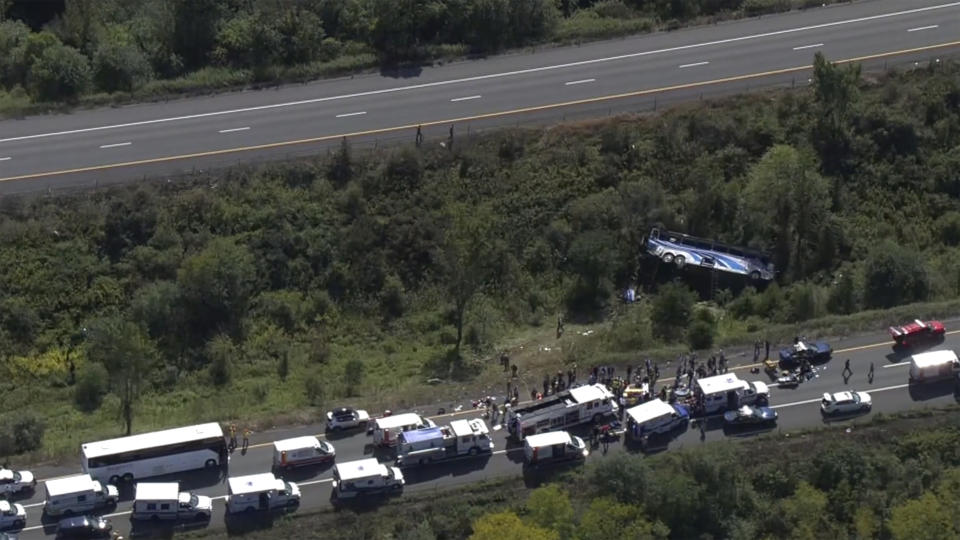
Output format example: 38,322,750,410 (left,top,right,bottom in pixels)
868,362,875,384
842,358,853,381
229,423,237,452
416,125,423,147
242,428,251,452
